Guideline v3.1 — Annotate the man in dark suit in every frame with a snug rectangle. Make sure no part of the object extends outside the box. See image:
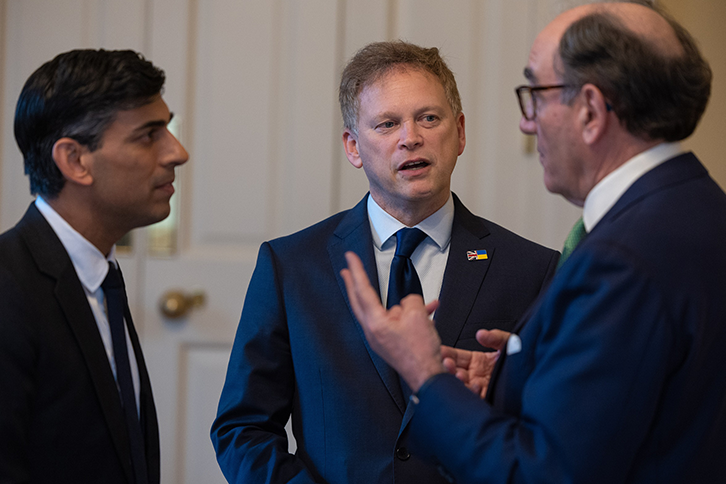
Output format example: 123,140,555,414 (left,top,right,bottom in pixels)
0,50,188,483
211,41,558,483
341,2,726,483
